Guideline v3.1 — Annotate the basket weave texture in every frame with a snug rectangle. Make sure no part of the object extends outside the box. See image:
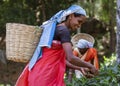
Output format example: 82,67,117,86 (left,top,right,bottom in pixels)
6,23,43,63
71,33,95,47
